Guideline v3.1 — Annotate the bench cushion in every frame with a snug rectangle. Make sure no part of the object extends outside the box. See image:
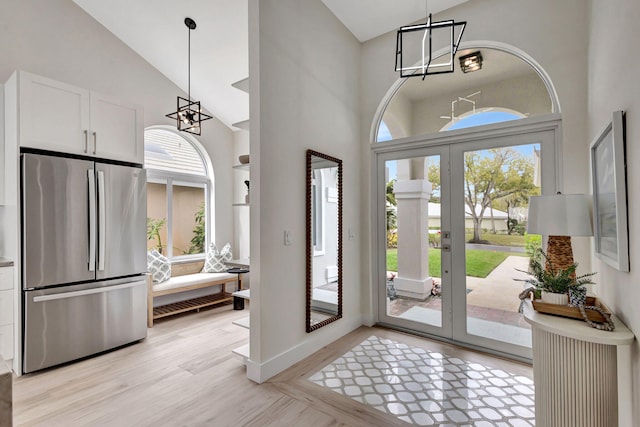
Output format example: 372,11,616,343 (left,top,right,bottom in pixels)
153,272,237,293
